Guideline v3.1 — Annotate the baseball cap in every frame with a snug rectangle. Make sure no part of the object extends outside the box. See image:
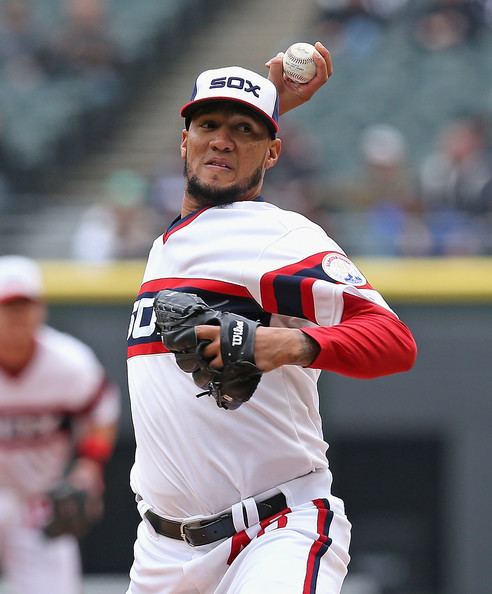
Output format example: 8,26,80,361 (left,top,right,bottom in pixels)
180,66,280,136
0,256,43,304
